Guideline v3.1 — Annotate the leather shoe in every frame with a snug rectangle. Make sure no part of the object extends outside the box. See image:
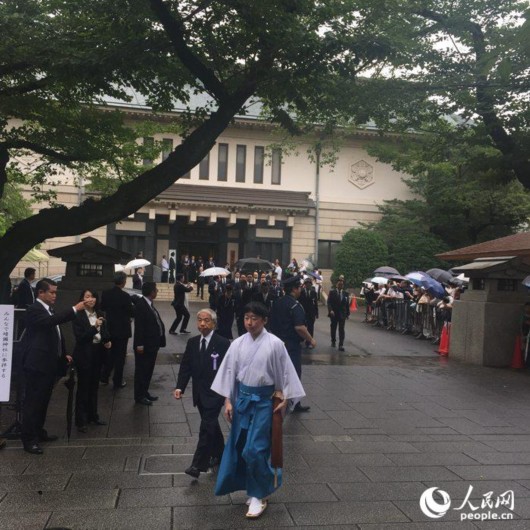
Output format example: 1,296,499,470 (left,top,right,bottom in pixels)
338,345,345,352
294,403,311,412
331,341,336,347
135,397,153,406
24,444,43,455
113,381,127,389
39,433,58,442
89,419,107,426
77,425,88,433
180,330,191,334
146,394,158,401
100,379,109,385
168,331,178,335
185,466,201,478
